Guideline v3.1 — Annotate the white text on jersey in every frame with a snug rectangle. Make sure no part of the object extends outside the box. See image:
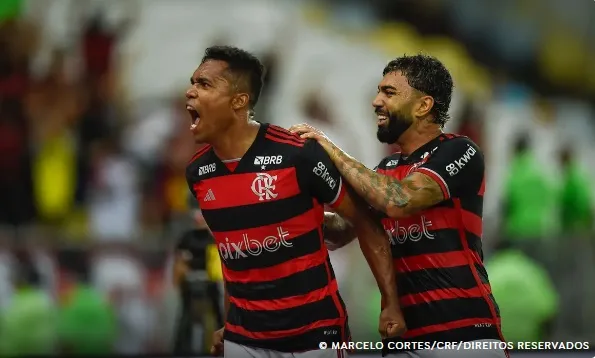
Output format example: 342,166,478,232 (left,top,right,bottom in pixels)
385,216,435,244
218,226,292,260
312,162,337,190
446,144,476,176
386,160,399,167
198,163,217,176
254,155,283,165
